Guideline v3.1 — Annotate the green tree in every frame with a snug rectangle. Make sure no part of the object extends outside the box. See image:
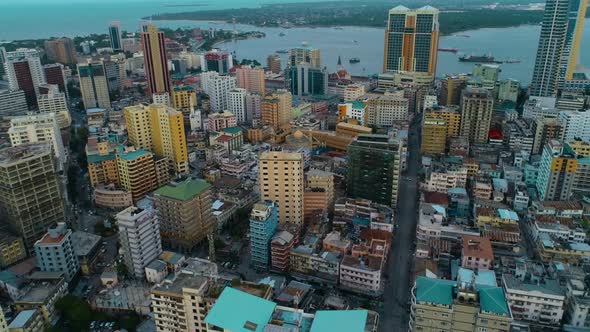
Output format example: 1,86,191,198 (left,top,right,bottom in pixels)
55,295,93,331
